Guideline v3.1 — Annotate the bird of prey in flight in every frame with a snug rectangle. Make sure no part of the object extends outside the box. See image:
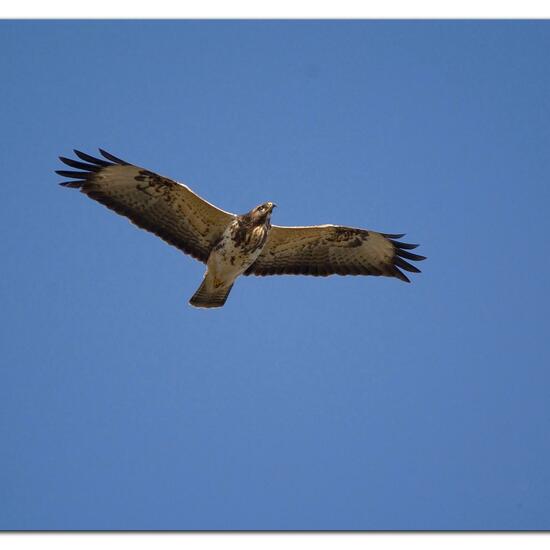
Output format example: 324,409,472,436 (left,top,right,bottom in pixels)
57,149,426,308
